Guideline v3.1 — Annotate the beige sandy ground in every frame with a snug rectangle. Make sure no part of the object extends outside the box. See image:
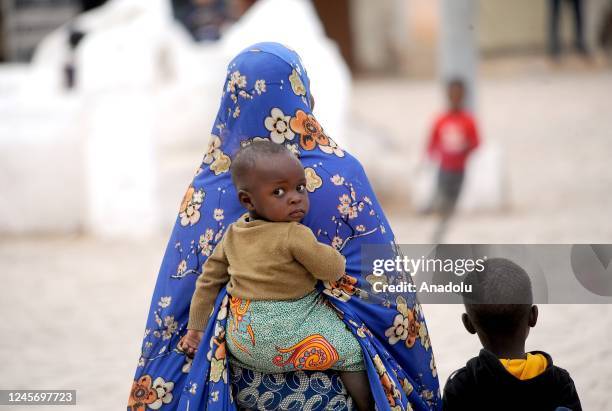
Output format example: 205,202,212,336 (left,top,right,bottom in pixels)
1,62,612,410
